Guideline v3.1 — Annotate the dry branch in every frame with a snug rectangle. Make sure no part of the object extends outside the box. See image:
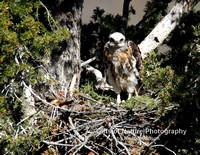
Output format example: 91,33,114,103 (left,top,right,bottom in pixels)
43,140,74,147
40,1,60,30
138,0,200,58
150,144,177,155
81,56,97,67
68,116,85,141
69,74,77,97
148,122,172,147
82,63,113,90
19,82,179,154
110,127,131,155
